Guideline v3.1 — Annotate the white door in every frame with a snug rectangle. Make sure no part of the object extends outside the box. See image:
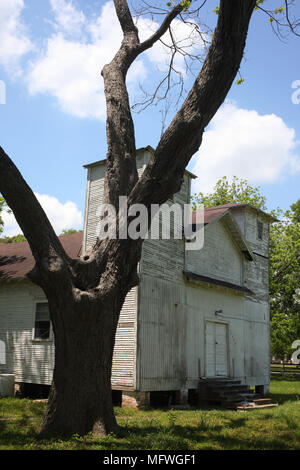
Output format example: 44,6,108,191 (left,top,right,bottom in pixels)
205,322,228,377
